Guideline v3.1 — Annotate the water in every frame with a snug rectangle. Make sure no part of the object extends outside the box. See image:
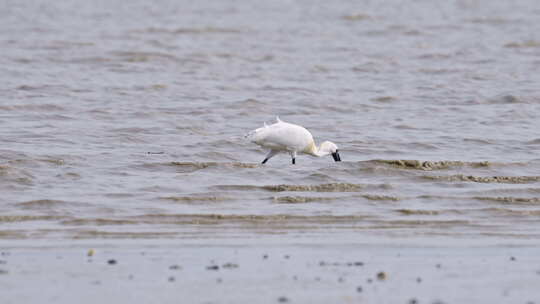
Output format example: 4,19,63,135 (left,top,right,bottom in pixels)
2,0,540,245
3,1,540,302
